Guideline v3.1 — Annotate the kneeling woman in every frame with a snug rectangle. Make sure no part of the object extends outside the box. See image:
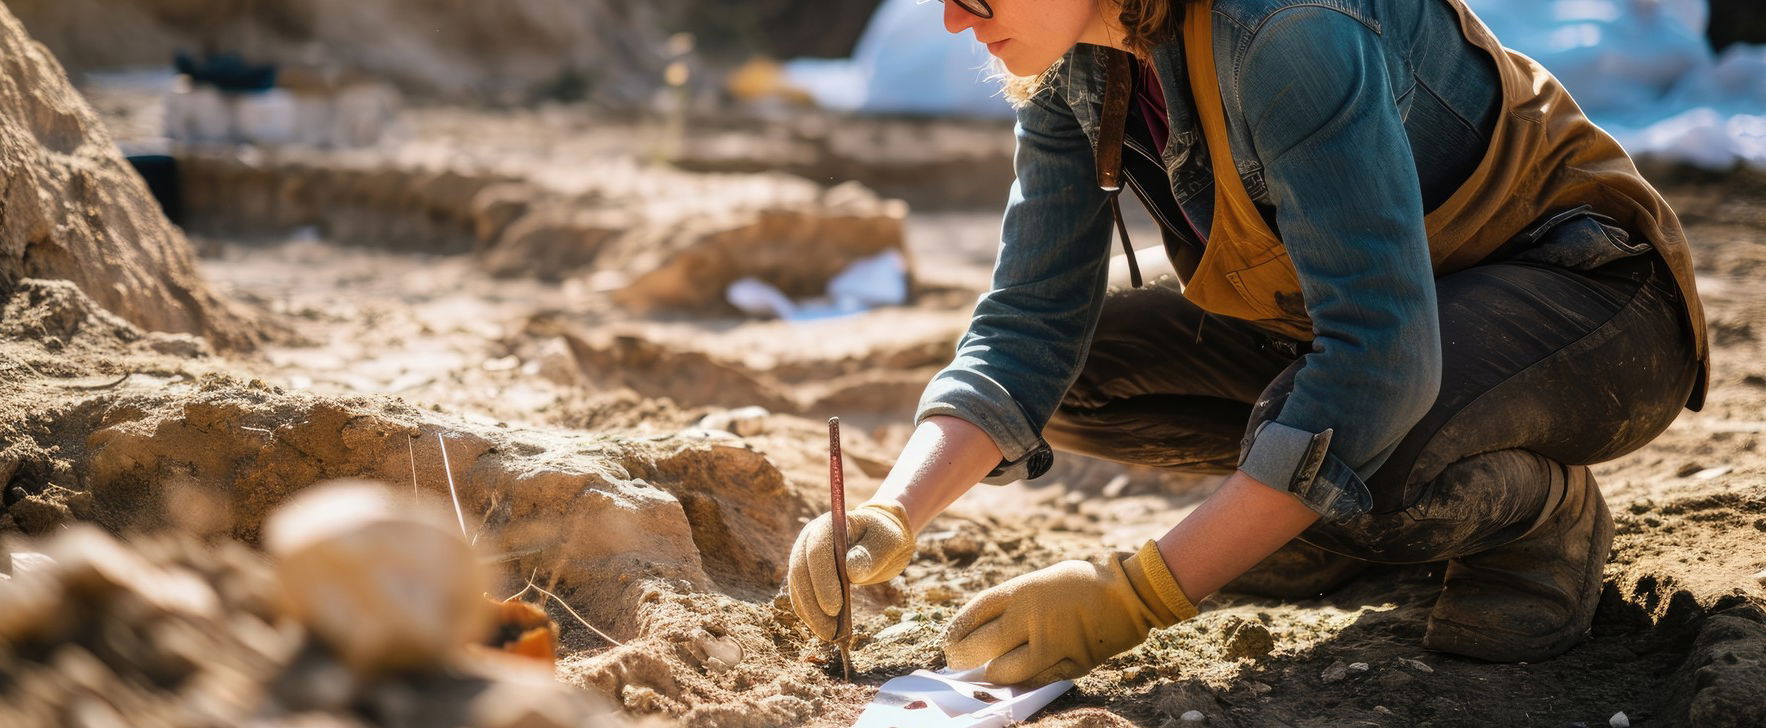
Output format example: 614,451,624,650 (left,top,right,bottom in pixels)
787,0,1707,686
